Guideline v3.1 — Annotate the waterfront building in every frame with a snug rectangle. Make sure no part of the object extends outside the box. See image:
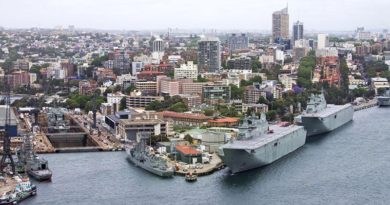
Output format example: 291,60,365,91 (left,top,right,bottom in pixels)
242,103,269,114
272,7,289,42
118,113,168,140
159,111,209,127
0,105,18,137
371,77,390,94
175,146,202,164
198,37,221,73
207,118,240,127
